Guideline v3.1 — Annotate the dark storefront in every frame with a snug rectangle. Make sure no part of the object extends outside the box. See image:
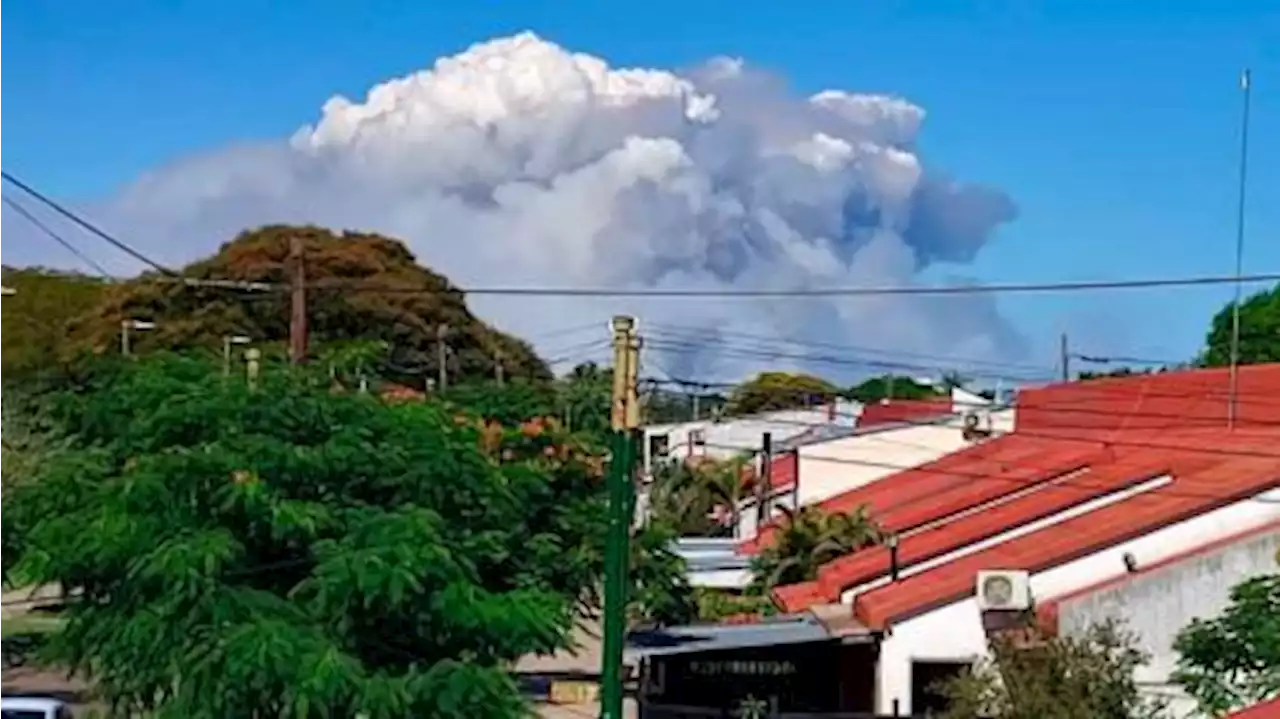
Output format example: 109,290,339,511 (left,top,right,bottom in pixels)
628,614,880,718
